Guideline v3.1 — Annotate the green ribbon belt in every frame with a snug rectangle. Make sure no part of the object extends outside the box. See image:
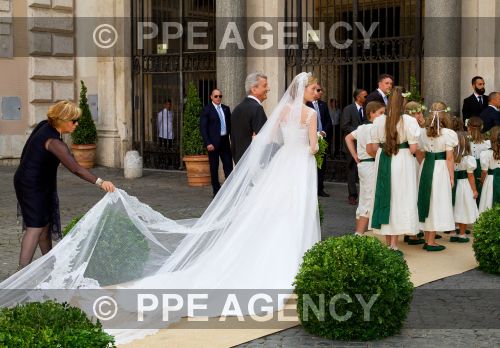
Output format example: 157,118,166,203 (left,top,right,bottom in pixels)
418,151,447,222
488,168,500,205
359,158,375,163
452,170,468,206
474,158,482,205
371,142,410,229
